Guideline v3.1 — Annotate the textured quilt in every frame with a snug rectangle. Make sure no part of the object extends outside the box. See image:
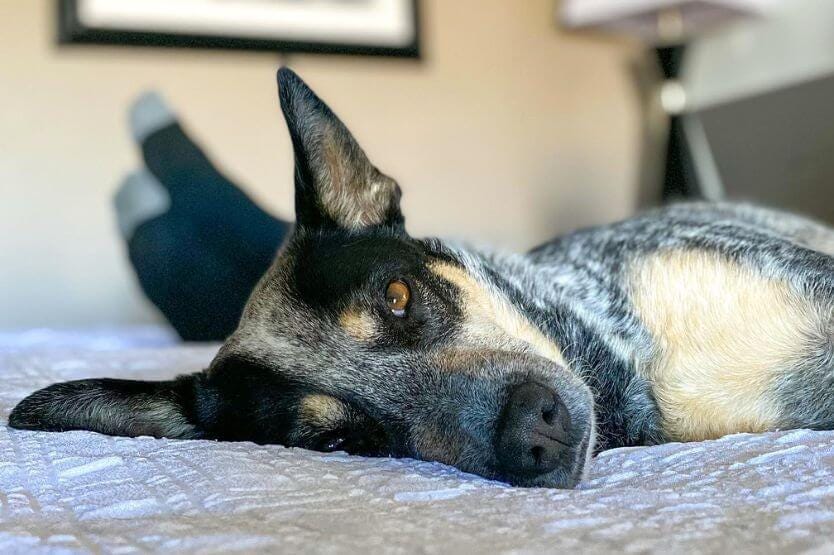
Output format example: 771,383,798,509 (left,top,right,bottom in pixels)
2,328,834,554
